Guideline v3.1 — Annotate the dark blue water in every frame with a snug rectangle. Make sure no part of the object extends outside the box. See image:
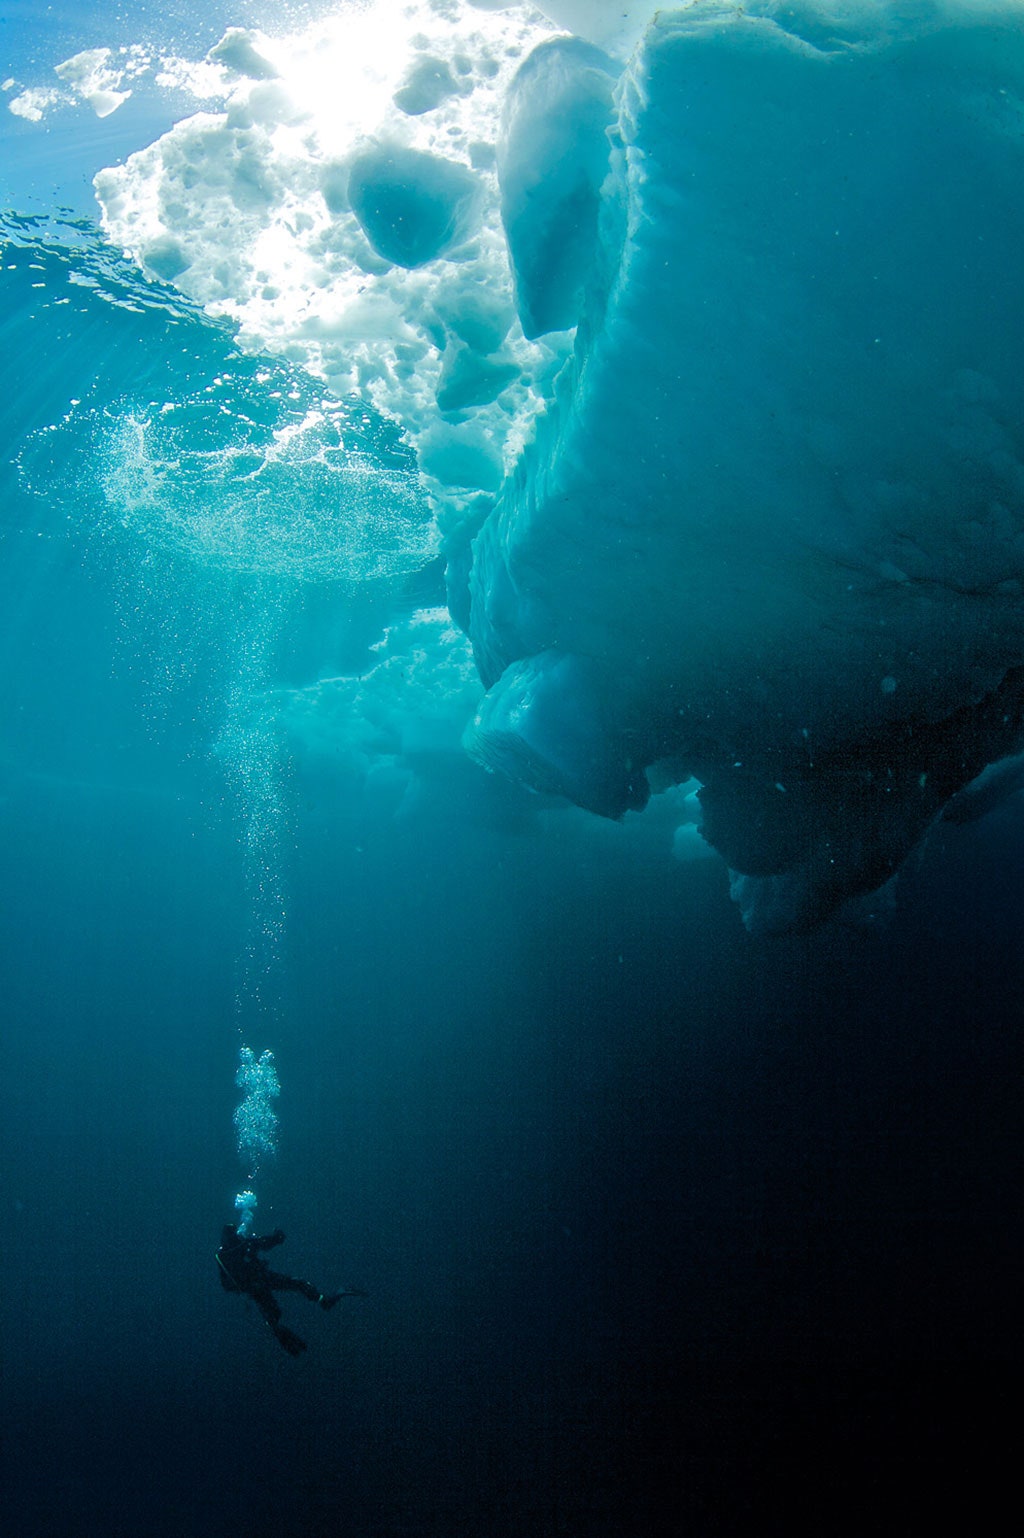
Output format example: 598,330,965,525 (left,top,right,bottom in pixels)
2,76,1023,1538
6,698,1023,1534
